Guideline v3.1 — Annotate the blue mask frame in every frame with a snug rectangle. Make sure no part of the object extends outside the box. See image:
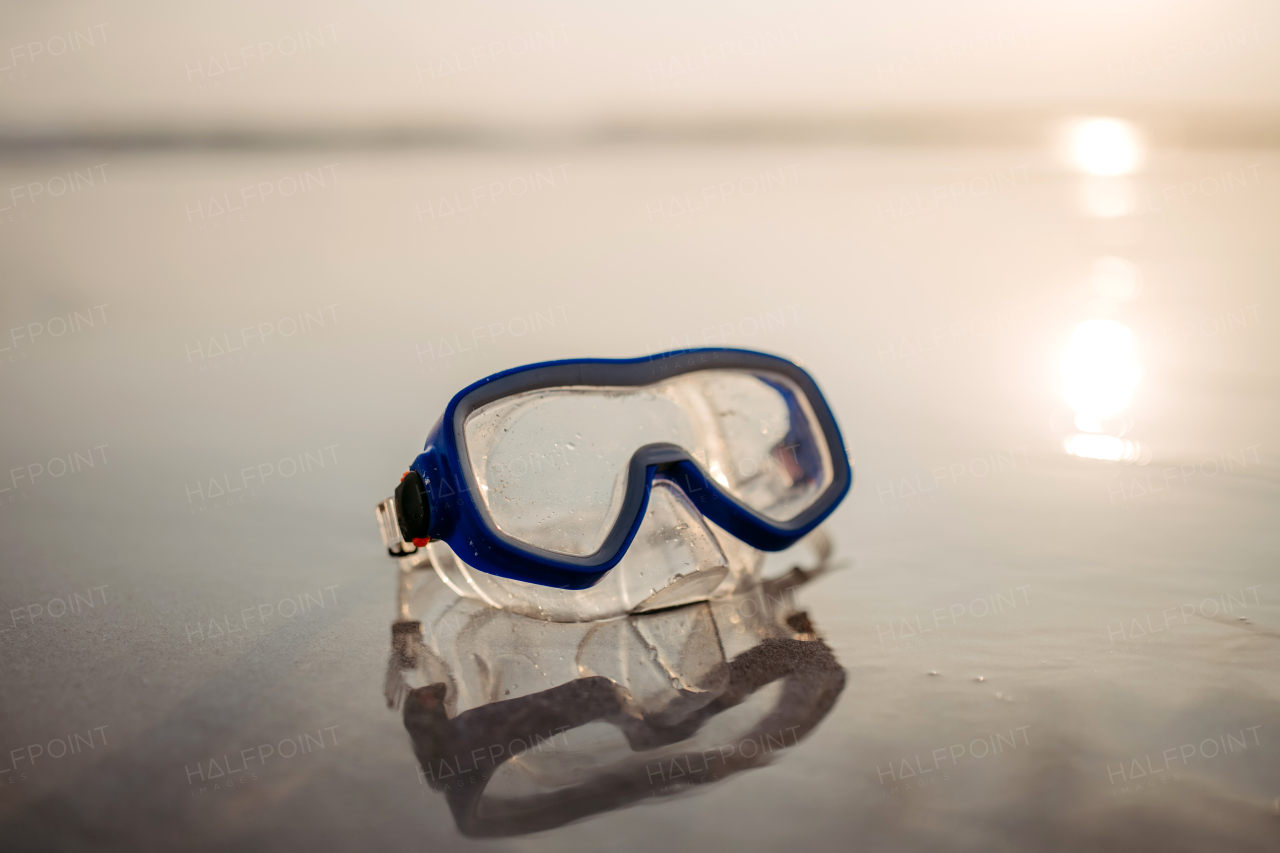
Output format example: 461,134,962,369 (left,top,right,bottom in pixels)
399,348,852,589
